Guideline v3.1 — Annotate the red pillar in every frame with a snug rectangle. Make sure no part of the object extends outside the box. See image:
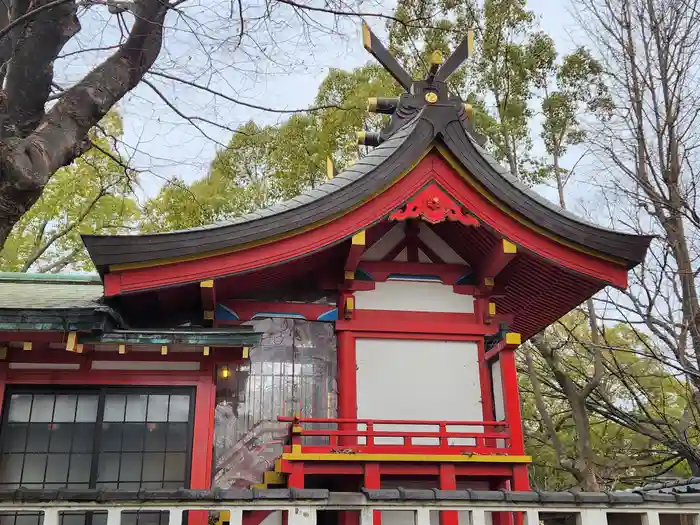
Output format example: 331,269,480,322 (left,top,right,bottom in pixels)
338,331,358,525
439,464,459,525
337,331,357,448
189,365,216,525
498,344,528,525
499,348,528,470
364,464,382,525
337,331,357,419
